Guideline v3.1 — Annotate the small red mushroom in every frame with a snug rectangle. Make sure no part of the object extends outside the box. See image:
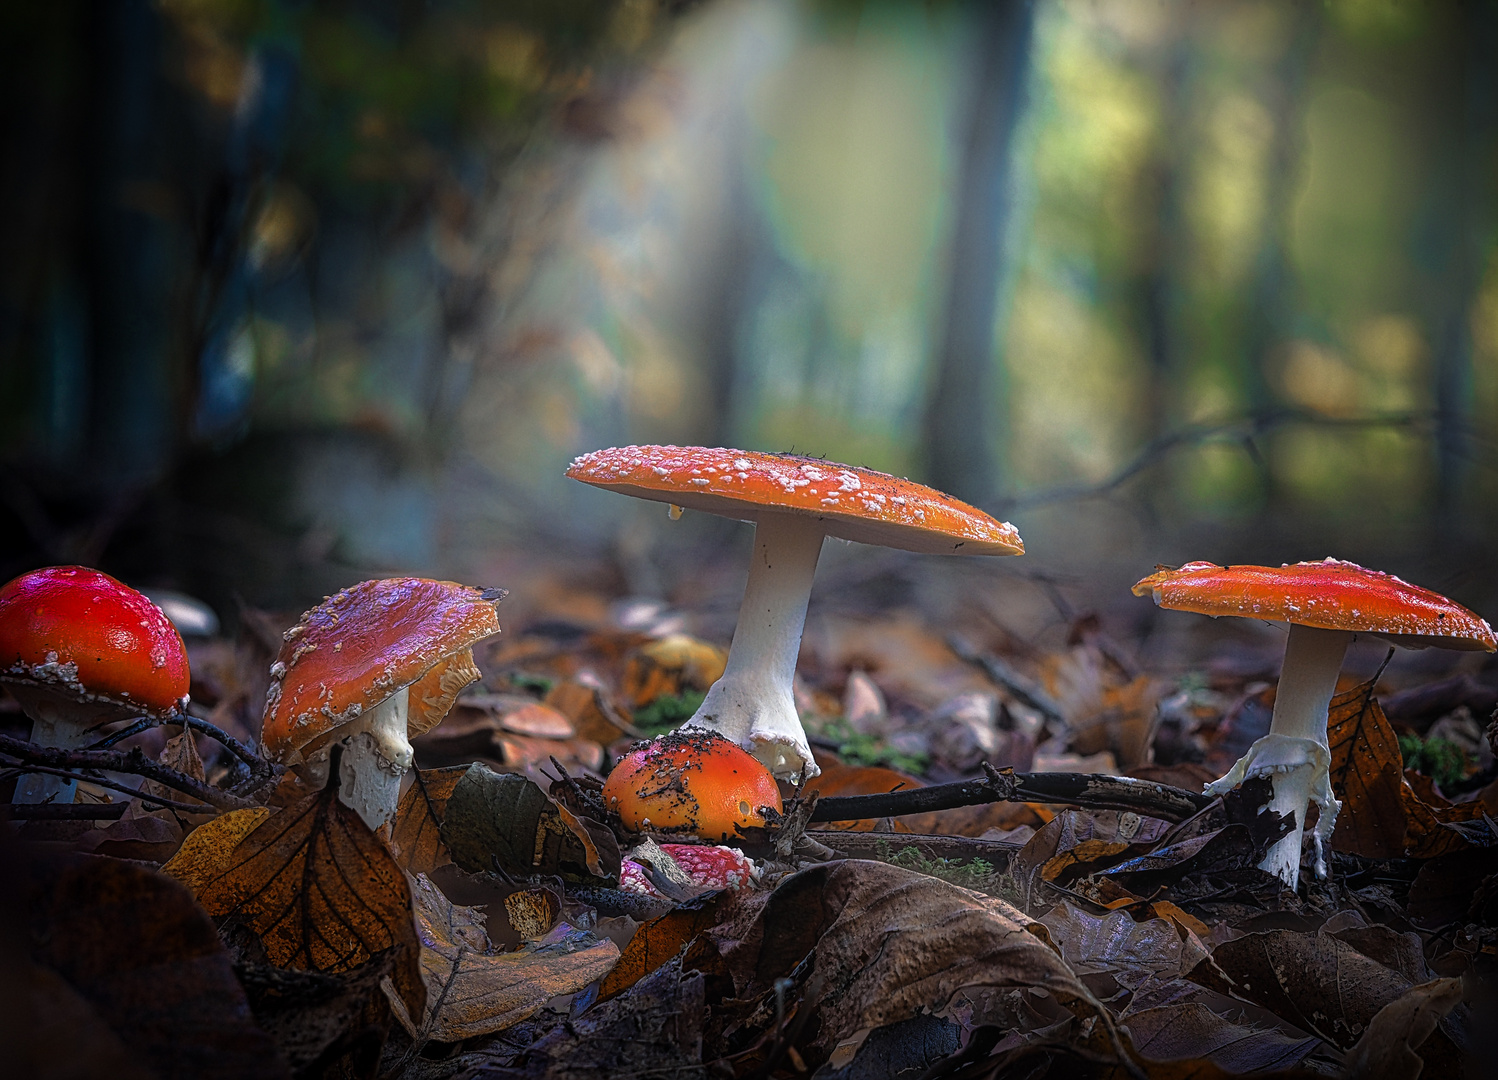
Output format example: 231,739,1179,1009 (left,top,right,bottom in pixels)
261,578,505,830
603,728,782,842
0,566,190,804
619,843,758,897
